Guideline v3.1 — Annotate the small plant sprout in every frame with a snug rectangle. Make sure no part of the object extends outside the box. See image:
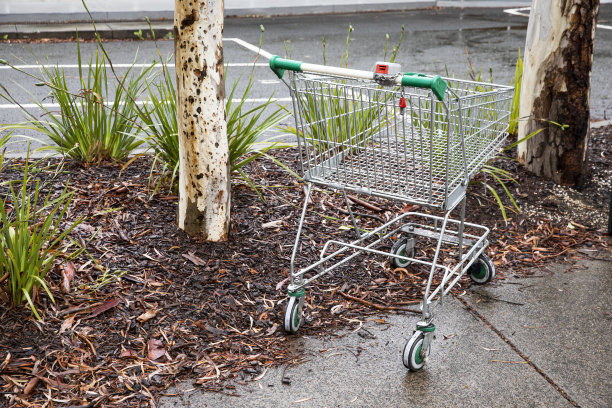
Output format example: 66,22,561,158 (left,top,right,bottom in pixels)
508,49,523,137
384,33,390,61
341,25,354,68
322,36,327,65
